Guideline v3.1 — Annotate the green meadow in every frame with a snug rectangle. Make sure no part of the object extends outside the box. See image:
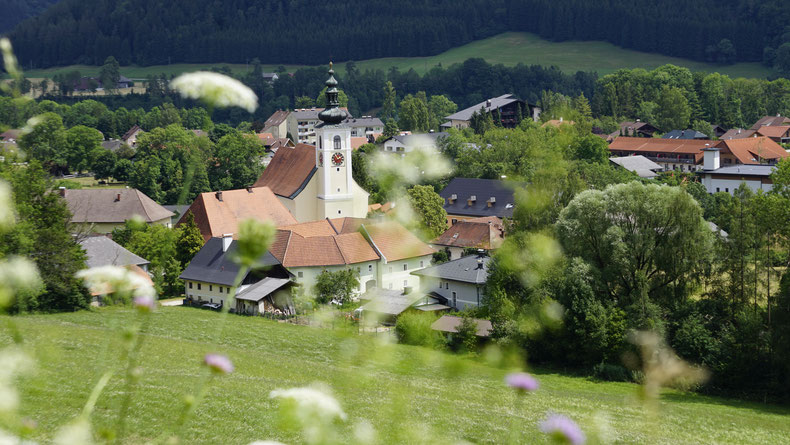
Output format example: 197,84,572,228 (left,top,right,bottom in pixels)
2,307,788,444
16,32,777,81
